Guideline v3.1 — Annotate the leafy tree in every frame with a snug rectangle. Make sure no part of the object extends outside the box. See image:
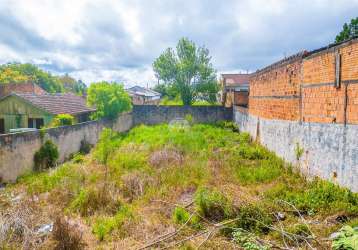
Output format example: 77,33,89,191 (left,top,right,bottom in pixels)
335,17,358,43
59,74,87,96
153,38,219,105
87,81,132,120
0,63,64,93
51,114,75,127
152,83,178,100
